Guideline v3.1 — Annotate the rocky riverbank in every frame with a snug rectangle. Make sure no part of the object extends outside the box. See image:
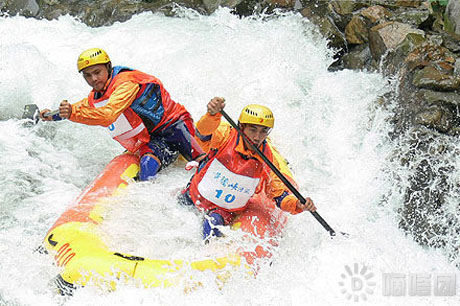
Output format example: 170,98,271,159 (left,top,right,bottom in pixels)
2,0,459,264
303,0,460,264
